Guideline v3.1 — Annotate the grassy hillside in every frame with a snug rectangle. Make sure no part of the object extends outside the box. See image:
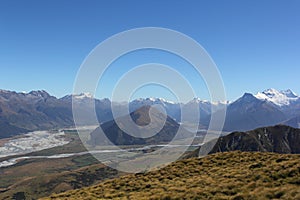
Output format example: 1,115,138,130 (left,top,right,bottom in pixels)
43,151,300,200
